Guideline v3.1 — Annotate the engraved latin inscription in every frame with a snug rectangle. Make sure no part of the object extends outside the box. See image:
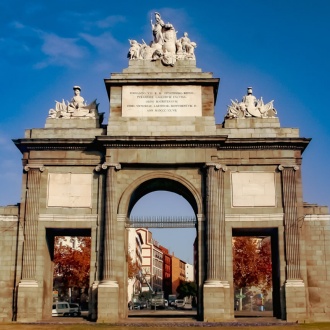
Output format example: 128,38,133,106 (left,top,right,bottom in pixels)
122,85,202,117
